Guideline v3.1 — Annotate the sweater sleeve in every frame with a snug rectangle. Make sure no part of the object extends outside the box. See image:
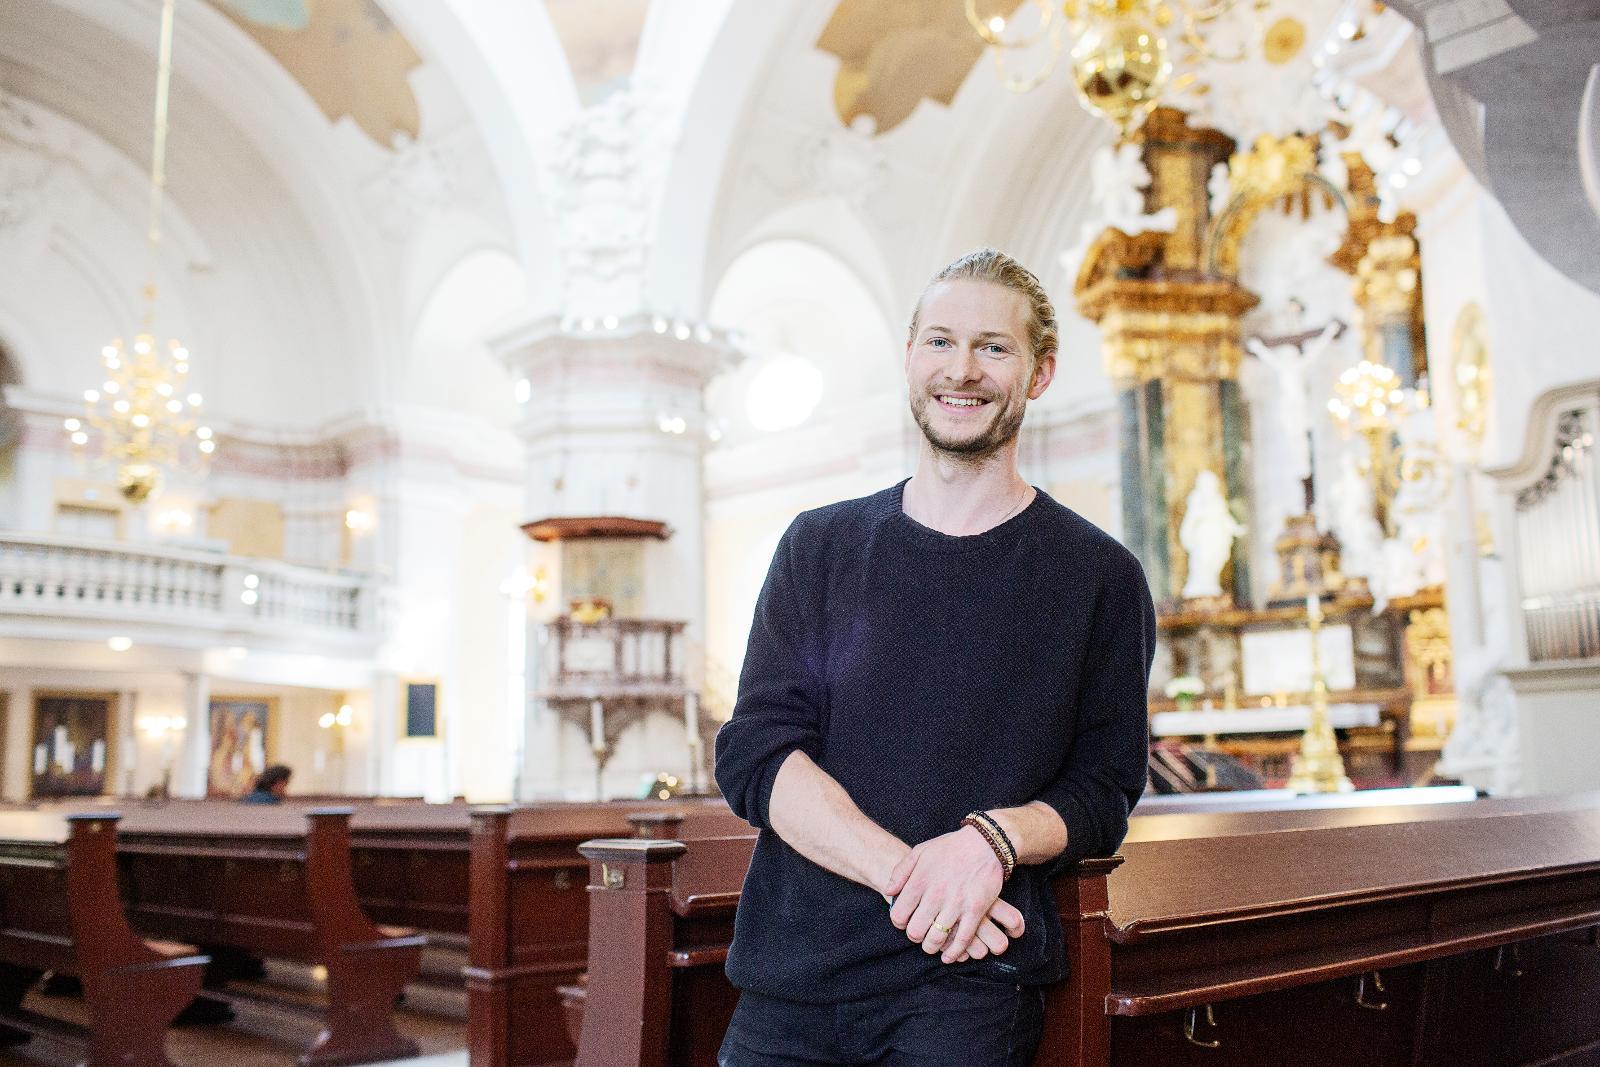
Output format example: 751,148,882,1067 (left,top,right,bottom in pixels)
1032,548,1156,874
714,520,827,830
